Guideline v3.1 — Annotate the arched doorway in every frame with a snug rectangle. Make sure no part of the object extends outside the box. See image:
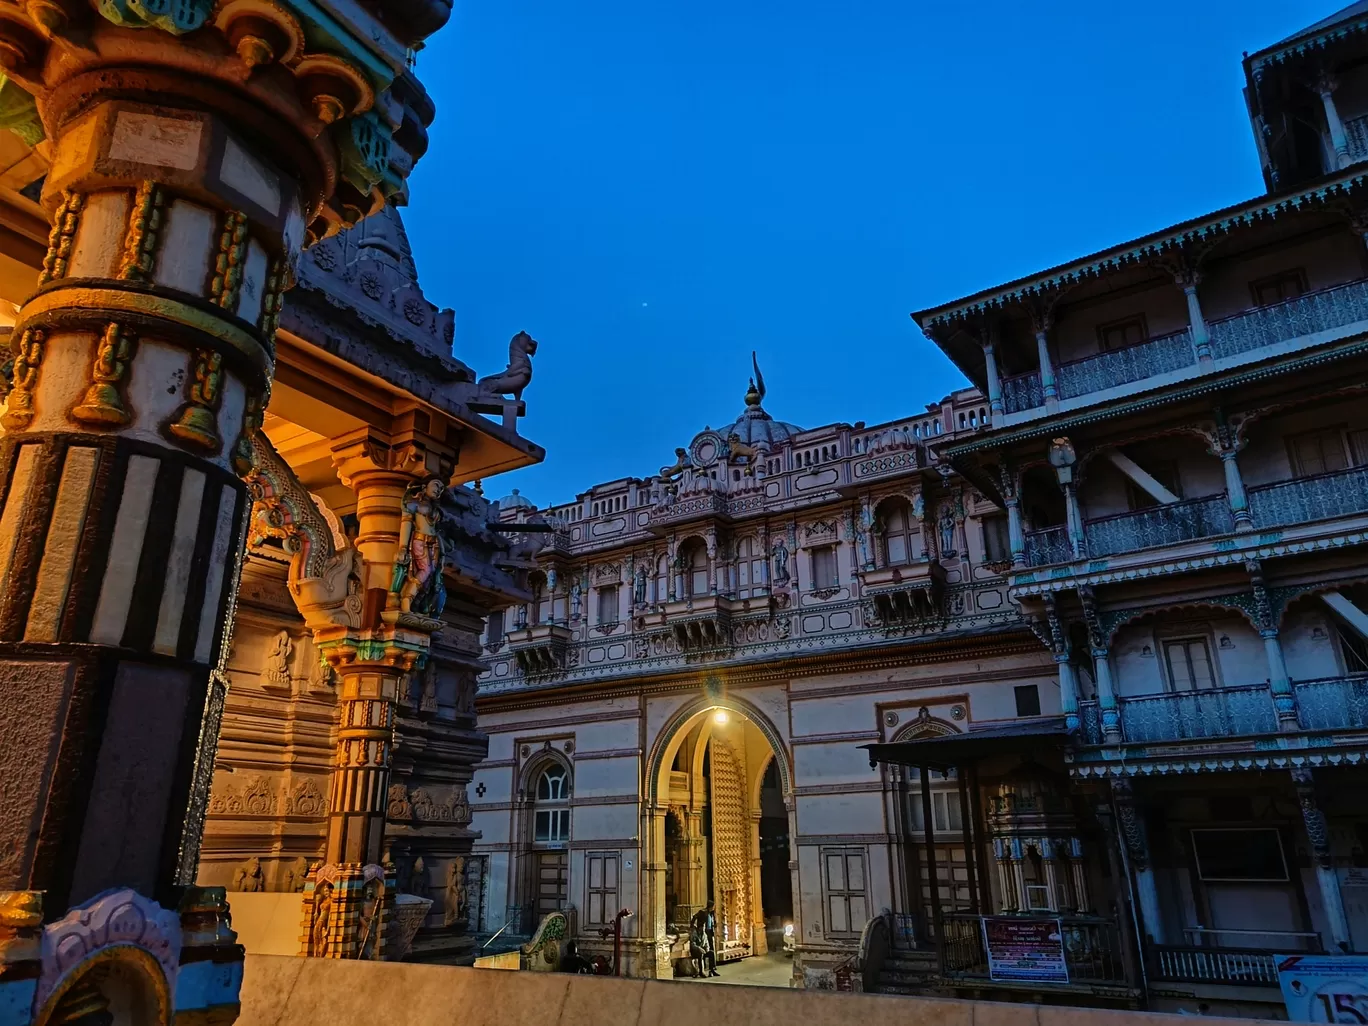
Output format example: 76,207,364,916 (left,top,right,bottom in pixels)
644,697,794,978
